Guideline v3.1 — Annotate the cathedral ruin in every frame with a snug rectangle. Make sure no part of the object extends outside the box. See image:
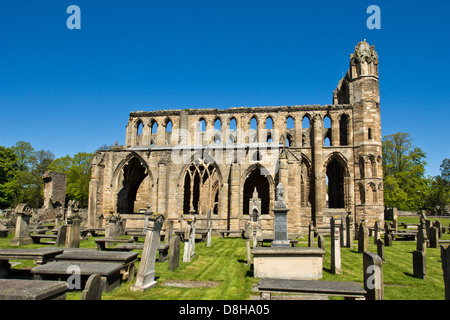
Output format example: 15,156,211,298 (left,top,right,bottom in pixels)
87,40,384,235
